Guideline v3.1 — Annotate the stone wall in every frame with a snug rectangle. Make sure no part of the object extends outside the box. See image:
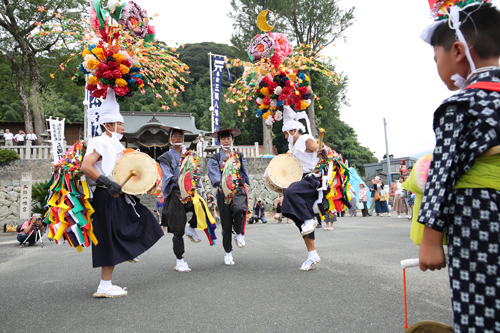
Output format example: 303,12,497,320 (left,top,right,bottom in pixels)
0,157,277,224
0,160,53,223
